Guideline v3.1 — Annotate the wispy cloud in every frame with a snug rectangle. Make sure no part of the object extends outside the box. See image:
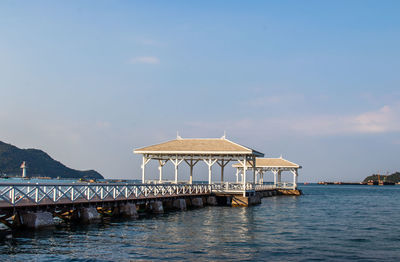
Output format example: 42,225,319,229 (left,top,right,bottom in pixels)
129,56,160,65
292,105,400,135
136,37,163,47
243,93,305,107
186,103,400,137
